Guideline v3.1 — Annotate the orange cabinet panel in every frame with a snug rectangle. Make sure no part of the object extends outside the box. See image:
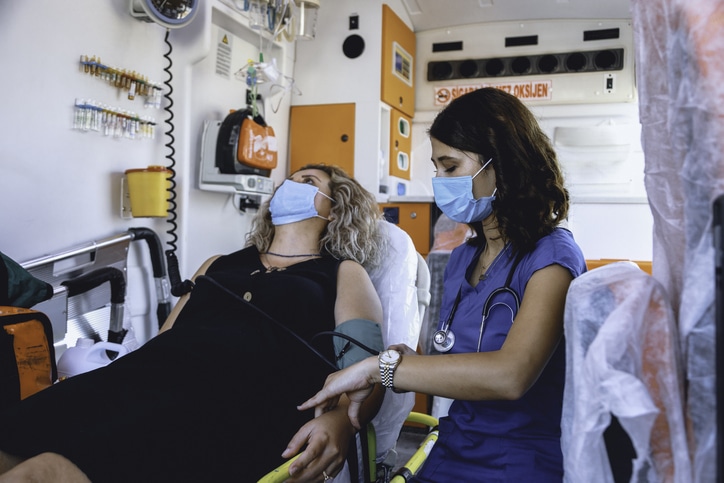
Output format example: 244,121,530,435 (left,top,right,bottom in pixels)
381,4,415,117
289,103,355,176
379,202,432,256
